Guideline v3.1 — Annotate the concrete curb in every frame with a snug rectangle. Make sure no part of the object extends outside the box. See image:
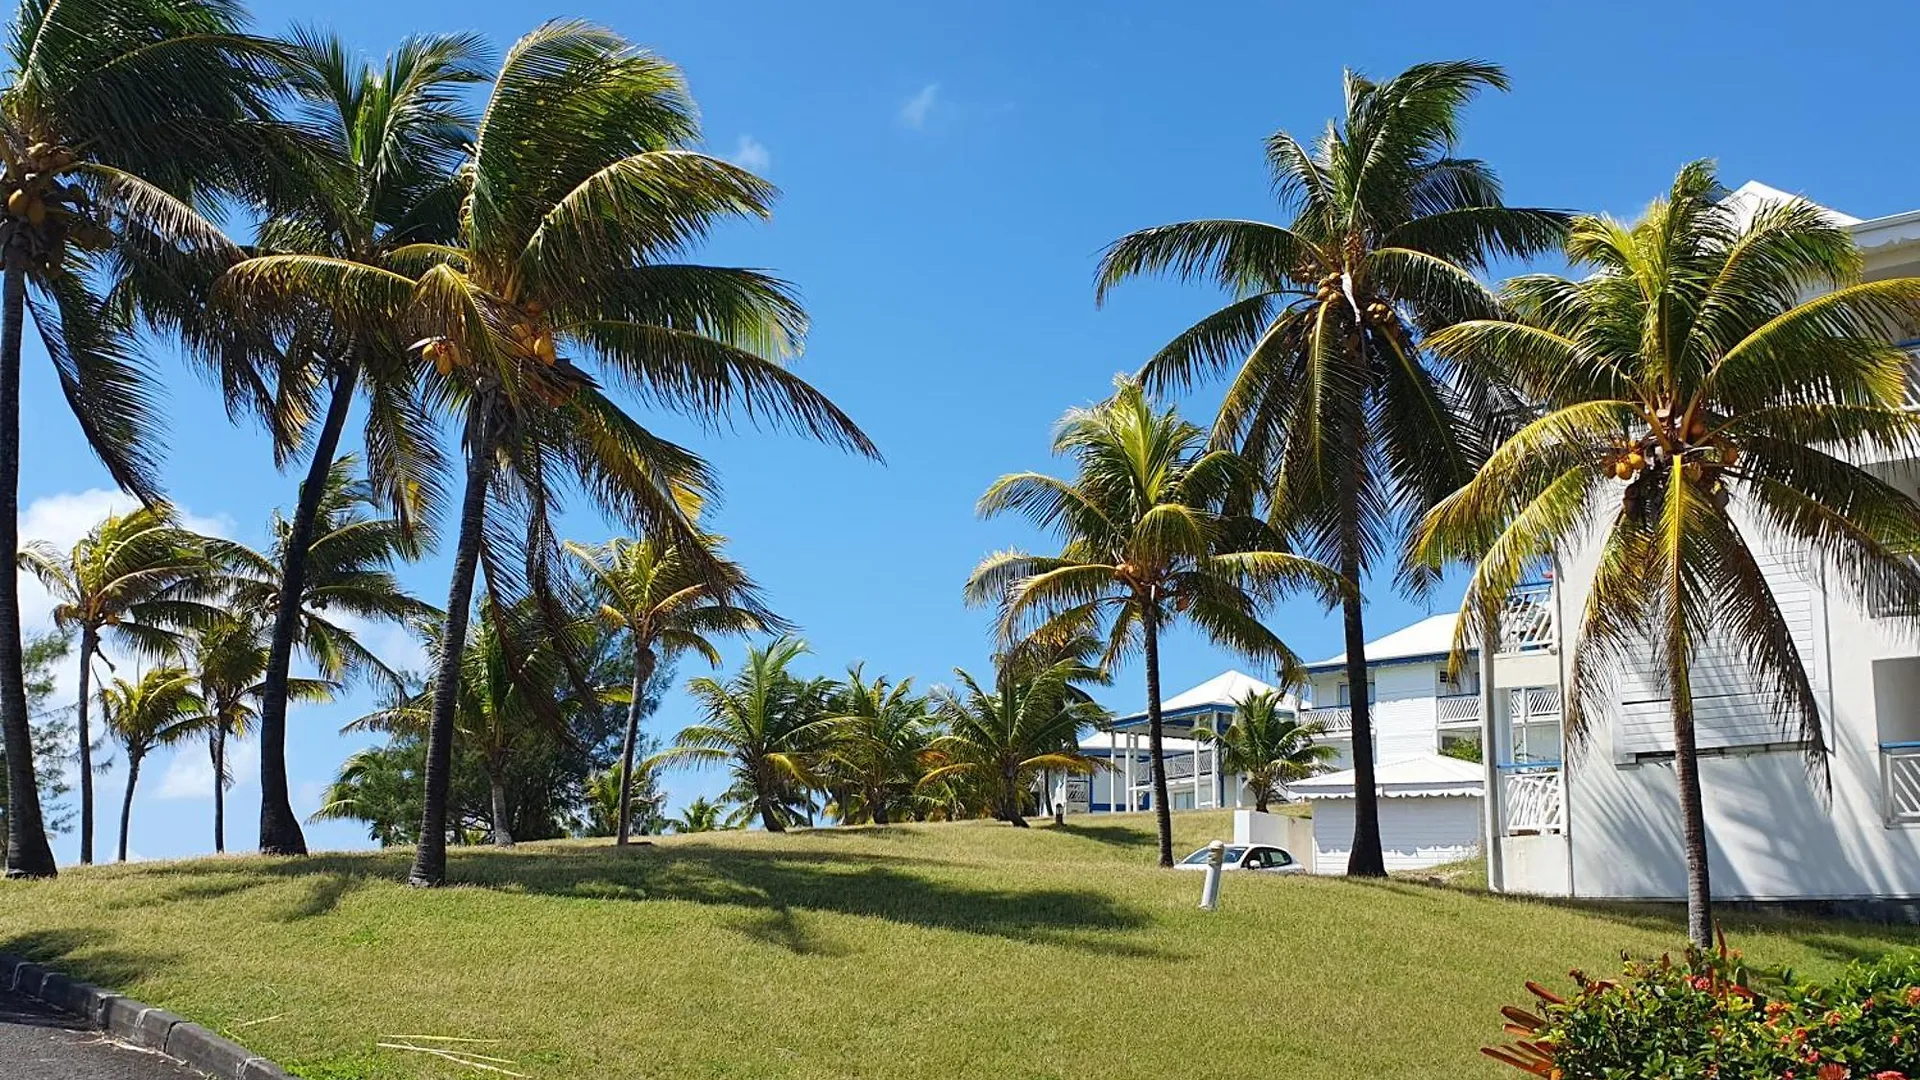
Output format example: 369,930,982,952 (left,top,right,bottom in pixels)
0,953,290,1079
